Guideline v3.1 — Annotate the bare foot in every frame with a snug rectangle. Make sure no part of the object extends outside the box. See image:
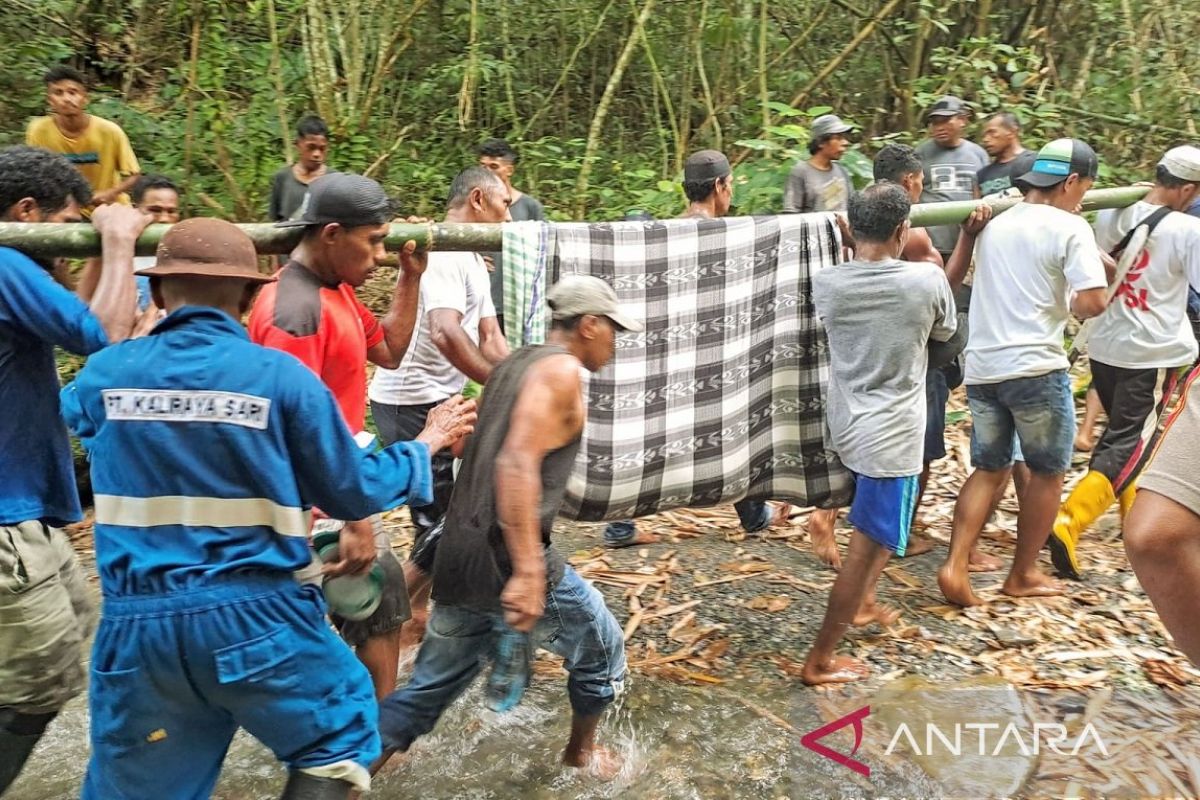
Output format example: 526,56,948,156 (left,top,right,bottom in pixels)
605,530,660,549
768,502,796,528
800,654,871,685
937,562,985,607
967,549,1005,572
563,745,623,780
853,602,901,627
808,509,841,570
1074,433,1095,452
1001,571,1066,599
900,533,935,557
